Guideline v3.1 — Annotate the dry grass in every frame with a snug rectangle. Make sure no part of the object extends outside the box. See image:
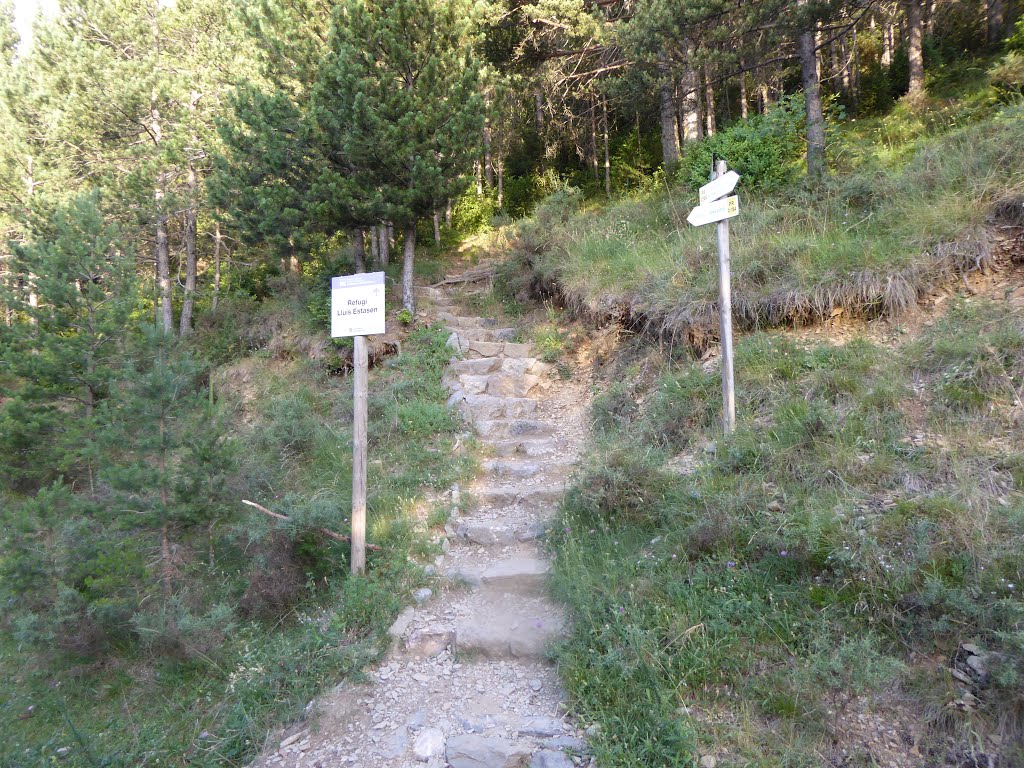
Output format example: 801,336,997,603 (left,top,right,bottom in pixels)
515,106,1024,354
